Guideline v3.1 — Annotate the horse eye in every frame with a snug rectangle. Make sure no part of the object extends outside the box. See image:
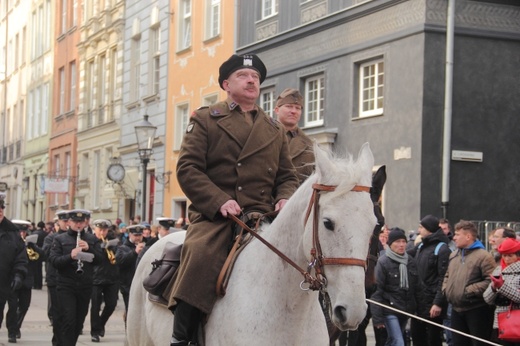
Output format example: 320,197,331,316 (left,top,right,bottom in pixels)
323,218,335,231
